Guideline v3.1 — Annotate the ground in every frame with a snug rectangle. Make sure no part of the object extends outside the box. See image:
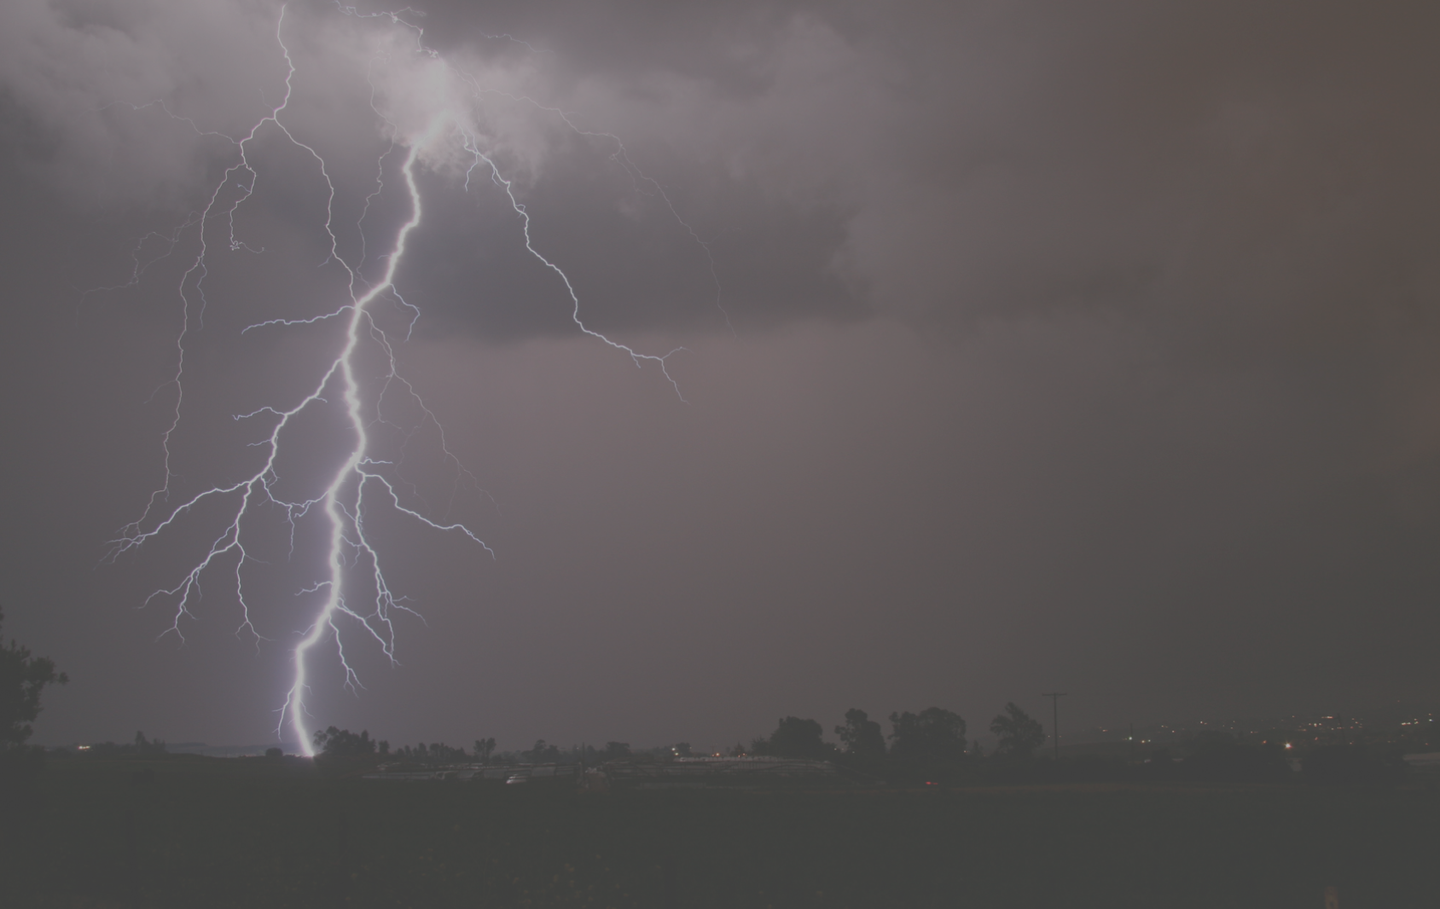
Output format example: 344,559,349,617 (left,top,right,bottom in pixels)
2,756,1437,907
